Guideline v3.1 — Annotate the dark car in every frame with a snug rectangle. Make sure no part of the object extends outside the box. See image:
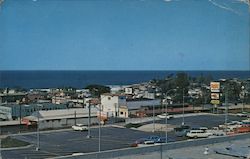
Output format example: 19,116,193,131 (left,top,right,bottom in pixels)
144,135,160,144
174,125,191,137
